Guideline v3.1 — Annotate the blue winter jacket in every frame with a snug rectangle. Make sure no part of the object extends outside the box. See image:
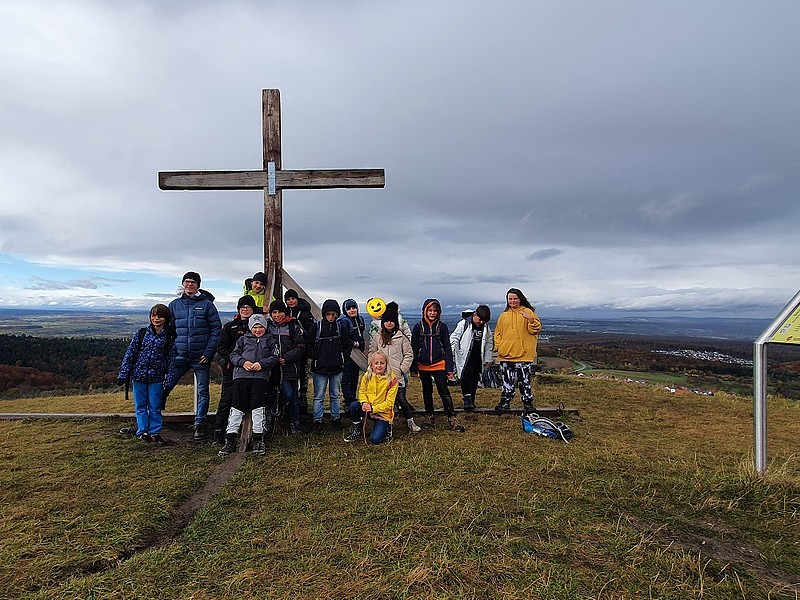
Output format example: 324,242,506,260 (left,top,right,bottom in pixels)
168,290,222,362
117,325,177,384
